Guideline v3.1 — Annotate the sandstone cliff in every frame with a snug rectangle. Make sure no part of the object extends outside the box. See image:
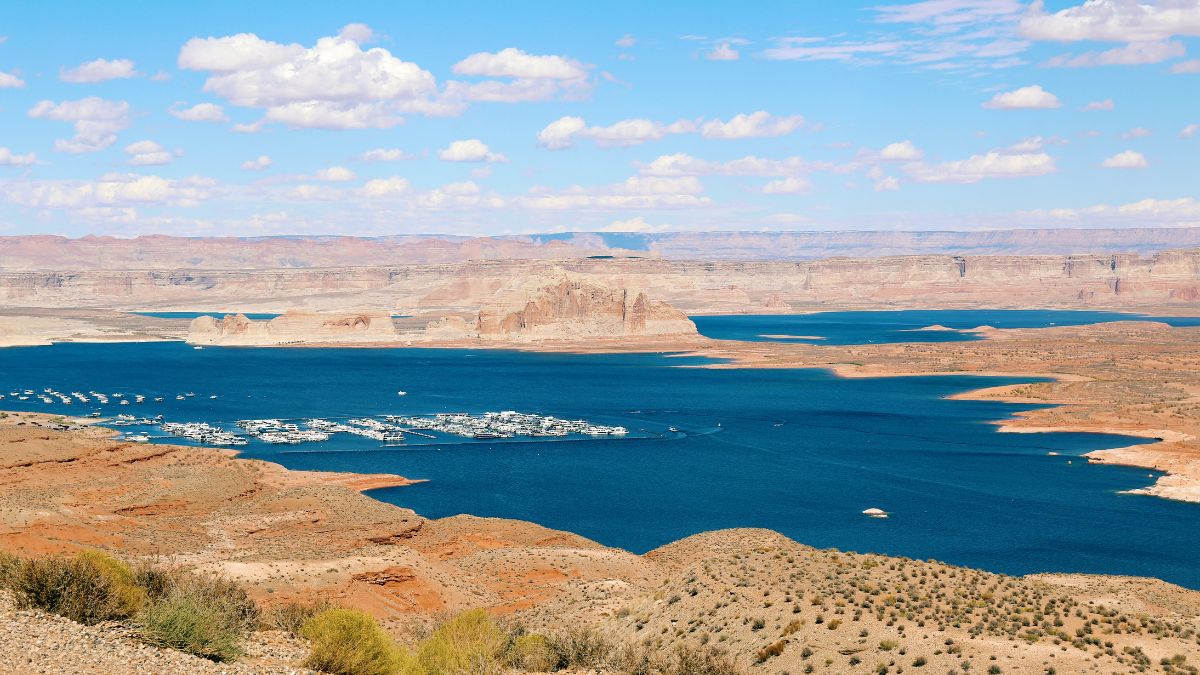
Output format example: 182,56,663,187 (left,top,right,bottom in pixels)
428,273,697,341
187,311,398,346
